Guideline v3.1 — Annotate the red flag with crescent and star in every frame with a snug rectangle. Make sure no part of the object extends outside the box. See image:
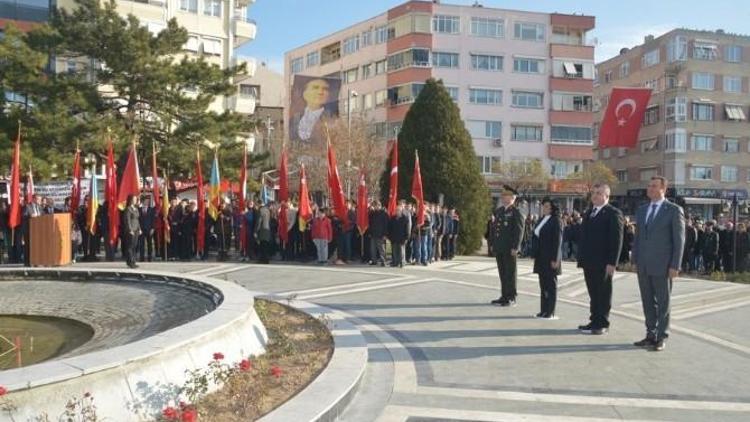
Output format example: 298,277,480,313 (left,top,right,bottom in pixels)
598,87,652,149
